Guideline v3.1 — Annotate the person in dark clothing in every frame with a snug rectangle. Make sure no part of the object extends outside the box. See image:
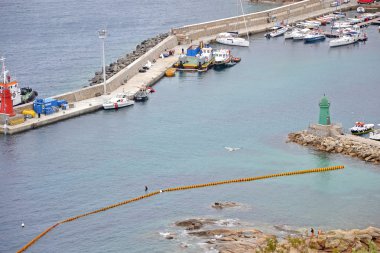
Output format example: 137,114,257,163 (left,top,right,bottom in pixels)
145,186,148,192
